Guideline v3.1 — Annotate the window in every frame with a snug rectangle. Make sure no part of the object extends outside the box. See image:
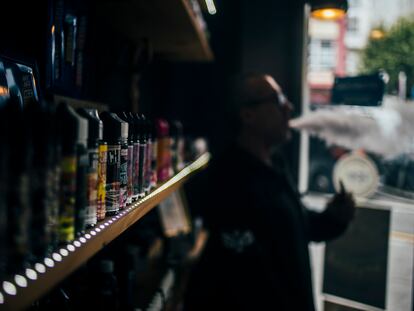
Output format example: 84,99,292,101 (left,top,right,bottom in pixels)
347,17,359,32
309,39,337,71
